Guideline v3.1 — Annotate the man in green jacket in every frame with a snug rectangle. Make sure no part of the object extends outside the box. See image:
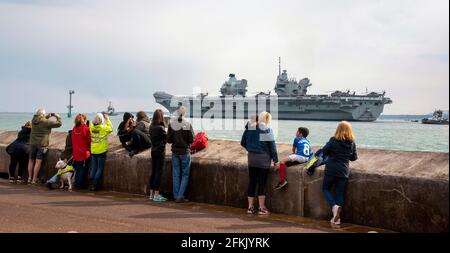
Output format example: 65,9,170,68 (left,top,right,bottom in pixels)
28,108,63,184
